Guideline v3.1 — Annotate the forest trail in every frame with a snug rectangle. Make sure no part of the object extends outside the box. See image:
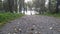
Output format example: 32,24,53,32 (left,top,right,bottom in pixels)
0,15,60,34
